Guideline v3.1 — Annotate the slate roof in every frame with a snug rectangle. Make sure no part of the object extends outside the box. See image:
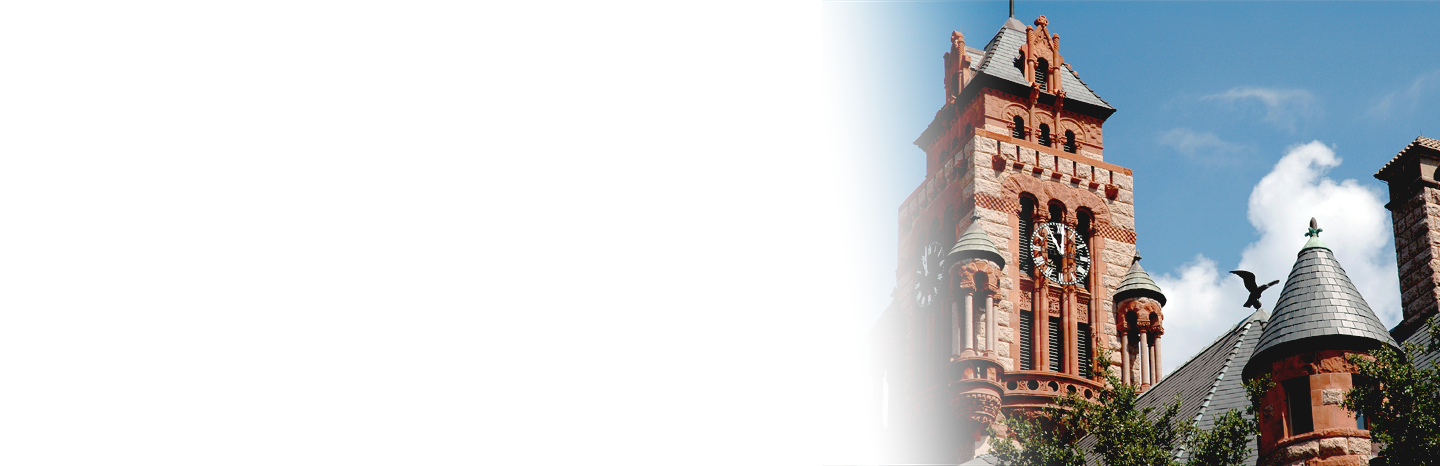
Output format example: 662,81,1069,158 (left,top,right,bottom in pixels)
949,216,1006,269
969,17,1113,111
1246,242,1399,377
1077,309,1268,466
1375,135,1440,180
1404,323,1440,371
1114,256,1166,306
